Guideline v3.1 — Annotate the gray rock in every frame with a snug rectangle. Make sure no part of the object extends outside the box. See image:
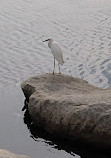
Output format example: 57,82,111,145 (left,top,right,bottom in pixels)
0,149,29,158
21,73,111,148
